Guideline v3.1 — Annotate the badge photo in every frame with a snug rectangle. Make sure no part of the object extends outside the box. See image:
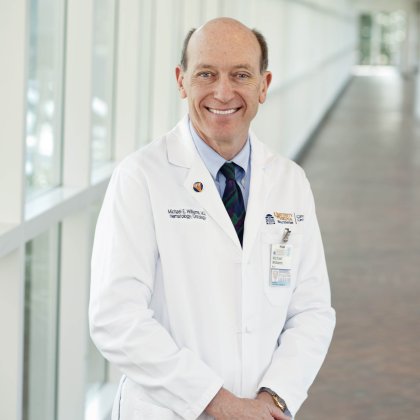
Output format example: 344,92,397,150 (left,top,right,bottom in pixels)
270,269,291,287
